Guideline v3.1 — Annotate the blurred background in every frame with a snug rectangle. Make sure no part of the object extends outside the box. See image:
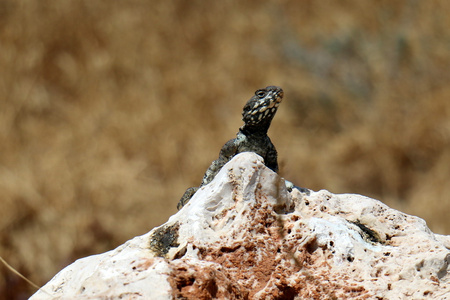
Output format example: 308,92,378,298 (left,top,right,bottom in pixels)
1,1,450,298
